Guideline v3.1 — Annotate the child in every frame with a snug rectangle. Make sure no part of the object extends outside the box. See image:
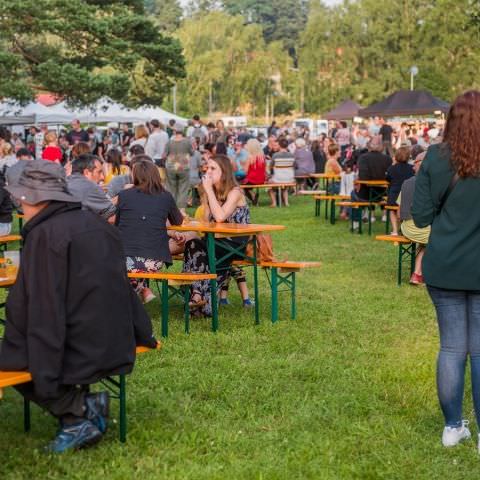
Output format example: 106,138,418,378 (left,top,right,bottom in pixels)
386,146,414,235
